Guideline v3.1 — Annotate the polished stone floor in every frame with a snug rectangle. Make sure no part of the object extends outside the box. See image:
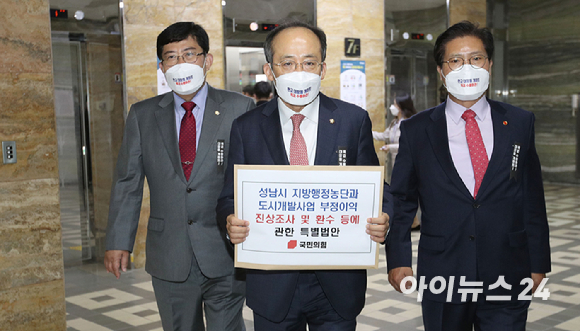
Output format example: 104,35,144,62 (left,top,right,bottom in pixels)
62,183,580,331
